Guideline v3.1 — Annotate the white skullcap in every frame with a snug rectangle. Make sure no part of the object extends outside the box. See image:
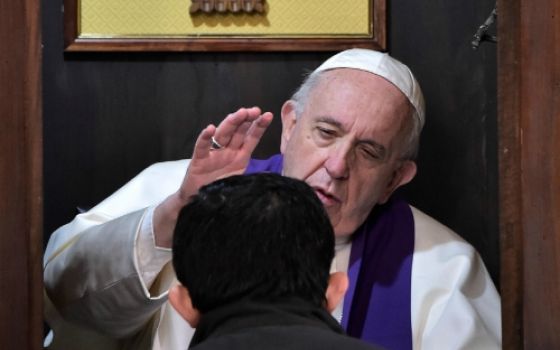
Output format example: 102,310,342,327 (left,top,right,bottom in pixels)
312,48,425,128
